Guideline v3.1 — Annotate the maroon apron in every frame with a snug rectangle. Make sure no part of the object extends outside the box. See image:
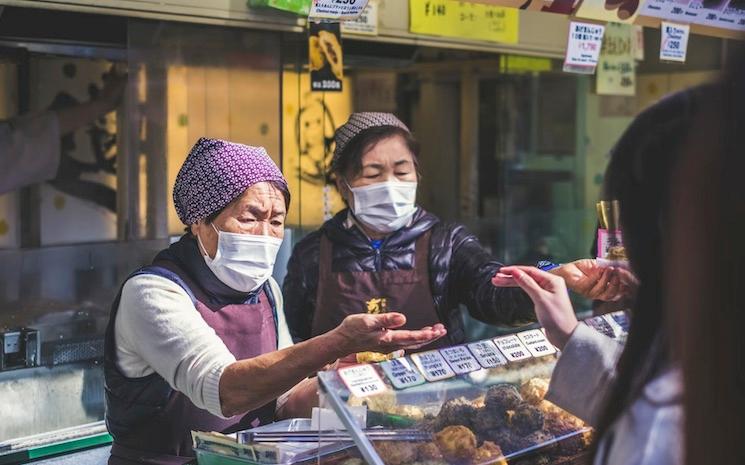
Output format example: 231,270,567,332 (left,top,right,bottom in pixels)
108,261,278,465
311,230,446,351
